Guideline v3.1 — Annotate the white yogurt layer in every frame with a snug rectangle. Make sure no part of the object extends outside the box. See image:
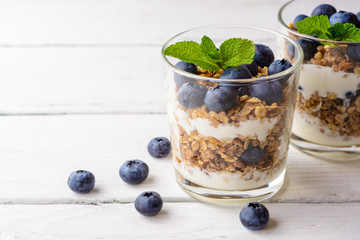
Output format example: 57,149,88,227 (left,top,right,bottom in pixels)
172,106,279,142
299,64,360,99
292,111,360,146
293,64,360,146
174,141,287,191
